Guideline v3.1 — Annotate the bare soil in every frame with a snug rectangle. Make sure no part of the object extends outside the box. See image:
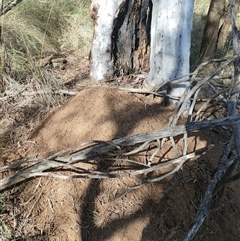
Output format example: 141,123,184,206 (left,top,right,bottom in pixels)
1,56,240,241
